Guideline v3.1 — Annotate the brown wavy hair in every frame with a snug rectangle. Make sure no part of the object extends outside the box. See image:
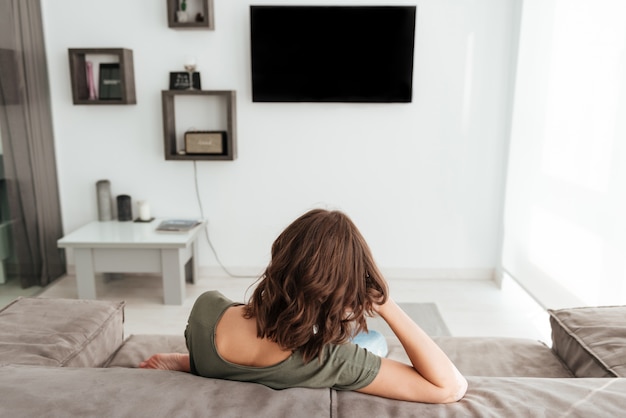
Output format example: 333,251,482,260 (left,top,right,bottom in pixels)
244,209,388,362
